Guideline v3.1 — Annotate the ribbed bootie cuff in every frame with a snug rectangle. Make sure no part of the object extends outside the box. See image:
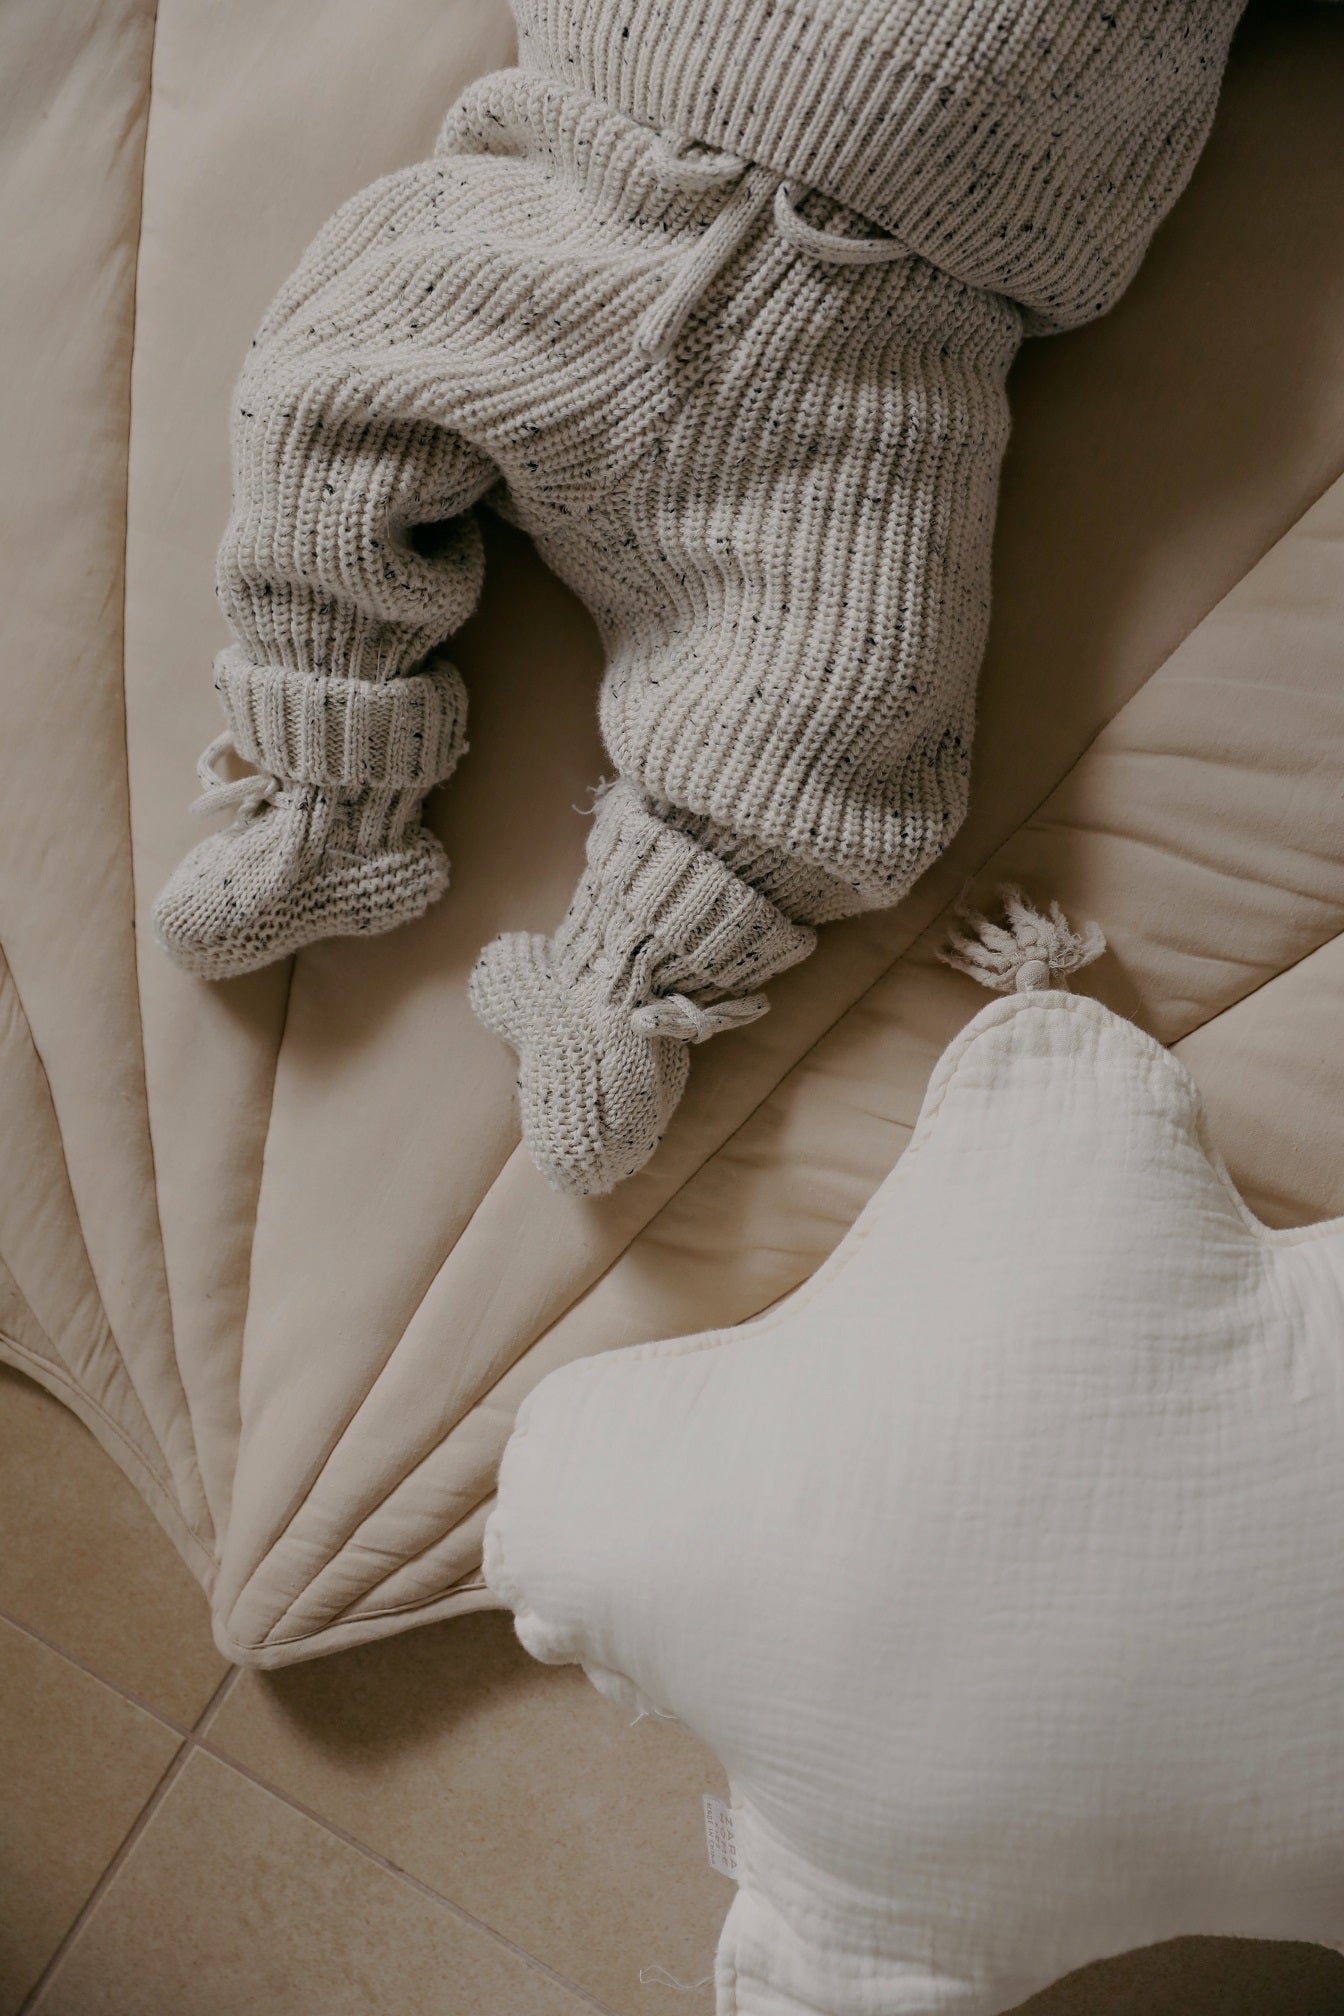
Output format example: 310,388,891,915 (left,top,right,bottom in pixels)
566,781,815,1008
214,648,468,793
